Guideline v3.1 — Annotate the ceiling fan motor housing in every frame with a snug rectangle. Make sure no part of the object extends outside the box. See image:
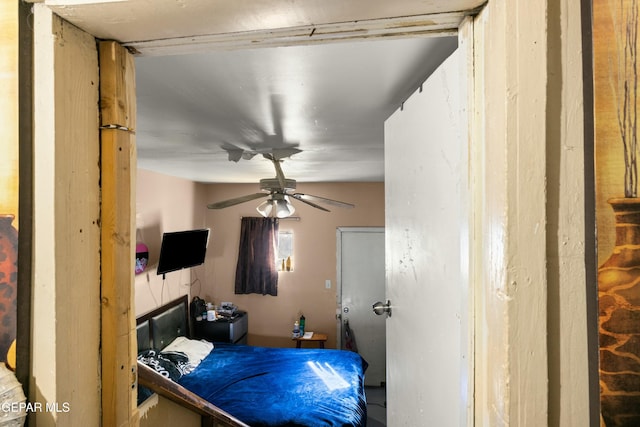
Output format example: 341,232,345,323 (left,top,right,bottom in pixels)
260,178,296,192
